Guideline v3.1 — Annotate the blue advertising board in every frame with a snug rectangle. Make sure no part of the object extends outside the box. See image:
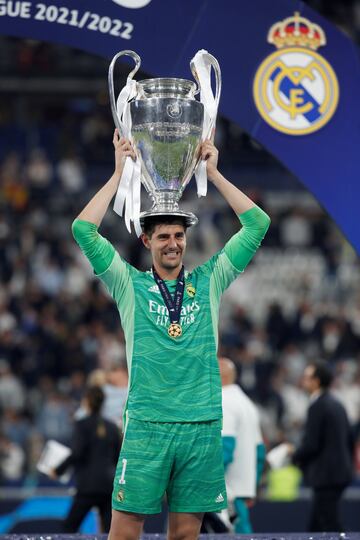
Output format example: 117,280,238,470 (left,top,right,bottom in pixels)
0,0,359,251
